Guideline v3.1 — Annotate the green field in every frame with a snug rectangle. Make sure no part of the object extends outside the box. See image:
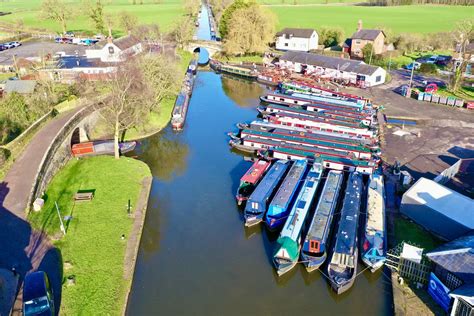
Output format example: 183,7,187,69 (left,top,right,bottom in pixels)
0,0,185,35
259,0,361,4
270,5,474,35
28,156,151,315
